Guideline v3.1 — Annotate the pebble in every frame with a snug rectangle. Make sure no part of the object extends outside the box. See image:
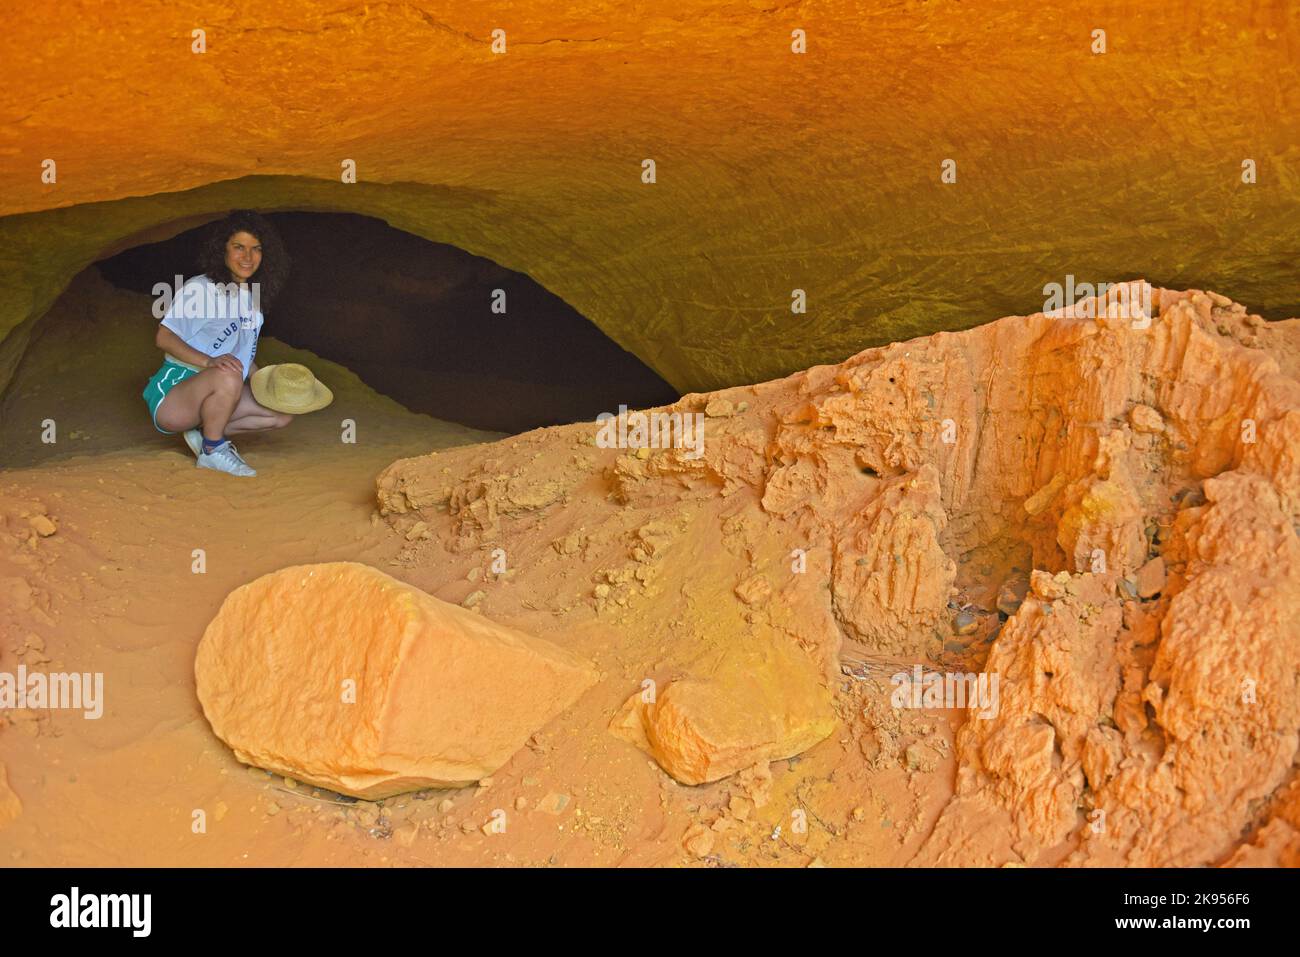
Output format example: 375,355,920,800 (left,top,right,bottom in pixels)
1128,404,1165,434
28,515,57,537
1136,556,1166,598
537,792,570,815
